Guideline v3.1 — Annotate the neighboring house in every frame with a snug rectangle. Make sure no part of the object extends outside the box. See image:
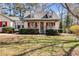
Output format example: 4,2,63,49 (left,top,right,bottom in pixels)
8,17,23,31
0,14,15,32
0,14,23,32
0,10,60,34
